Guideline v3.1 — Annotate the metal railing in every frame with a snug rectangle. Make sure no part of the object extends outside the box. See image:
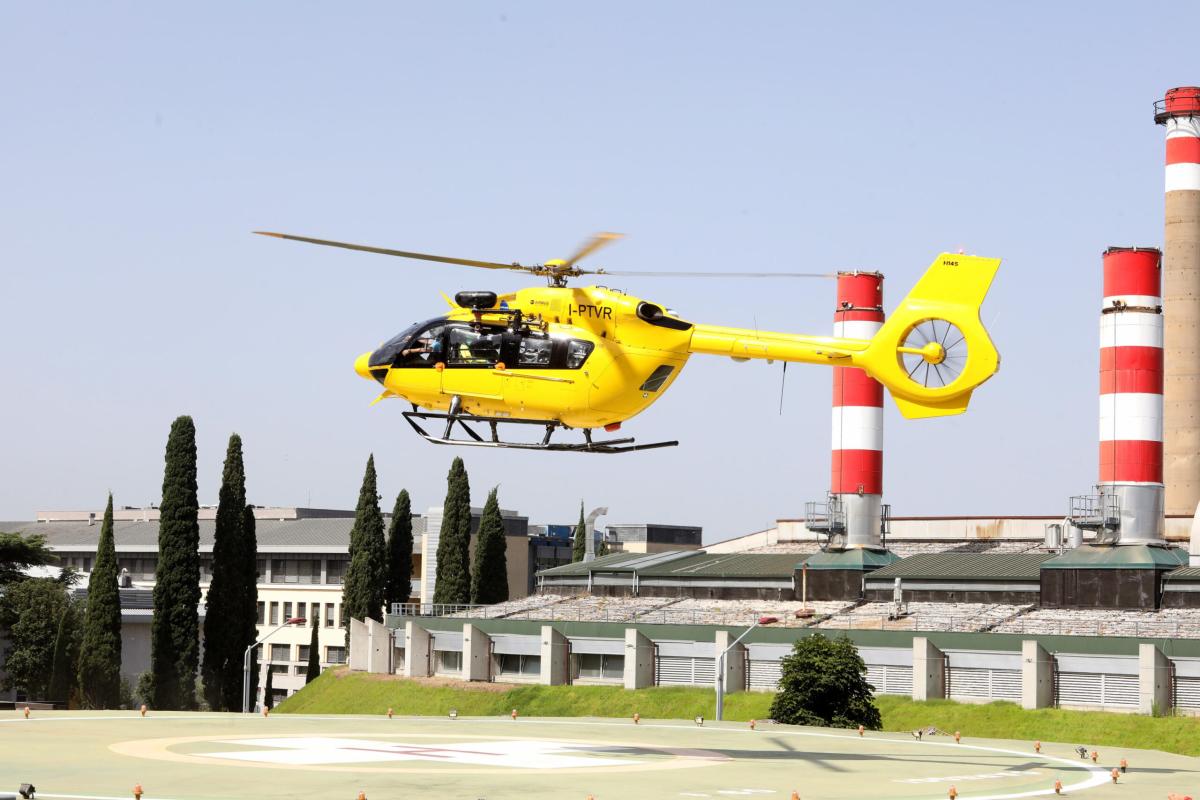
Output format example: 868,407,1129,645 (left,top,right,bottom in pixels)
1068,492,1119,532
